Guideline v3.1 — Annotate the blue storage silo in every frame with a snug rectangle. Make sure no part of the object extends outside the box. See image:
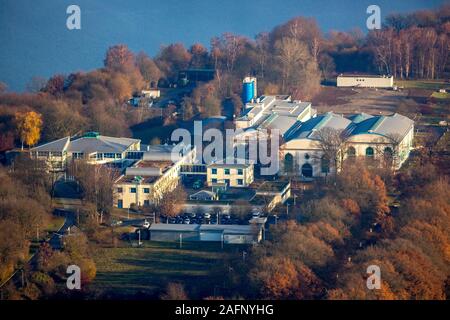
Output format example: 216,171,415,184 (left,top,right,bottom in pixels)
242,81,254,103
